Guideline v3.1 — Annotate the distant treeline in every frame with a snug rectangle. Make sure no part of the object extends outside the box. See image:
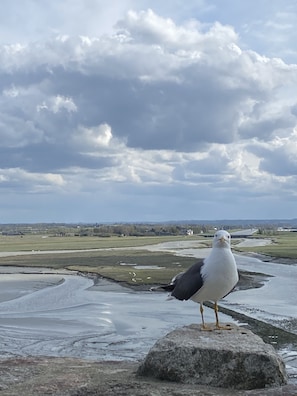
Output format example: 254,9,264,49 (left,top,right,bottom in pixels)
1,221,295,237
91,224,208,237
1,223,211,237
